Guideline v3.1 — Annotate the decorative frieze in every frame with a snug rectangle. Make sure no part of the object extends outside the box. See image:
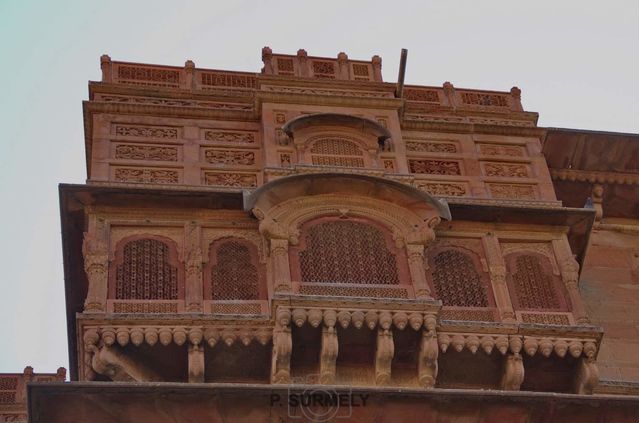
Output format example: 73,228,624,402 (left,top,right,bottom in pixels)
262,85,393,98
408,159,461,175
203,149,255,166
203,130,256,144
203,171,257,188
115,125,178,139
520,312,571,325
299,283,410,299
114,144,178,161
98,94,253,110
487,183,537,199
113,167,179,184
112,302,179,313
440,308,496,322
483,162,529,178
210,303,263,314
